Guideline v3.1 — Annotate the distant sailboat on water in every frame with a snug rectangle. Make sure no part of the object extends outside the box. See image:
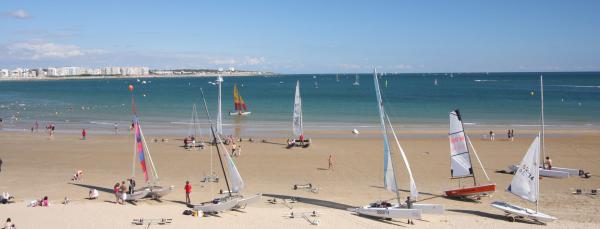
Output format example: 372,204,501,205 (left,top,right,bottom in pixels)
229,83,251,116
353,74,360,86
